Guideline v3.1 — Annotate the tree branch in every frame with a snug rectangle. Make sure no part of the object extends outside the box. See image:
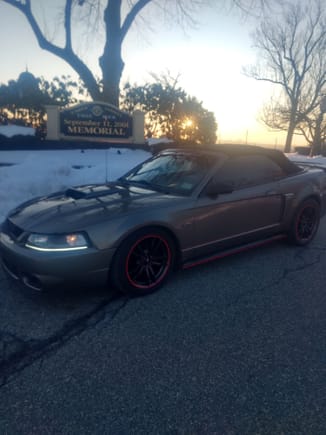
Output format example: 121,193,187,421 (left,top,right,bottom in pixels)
2,0,100,99
64,0,73,51
121,0,152,41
